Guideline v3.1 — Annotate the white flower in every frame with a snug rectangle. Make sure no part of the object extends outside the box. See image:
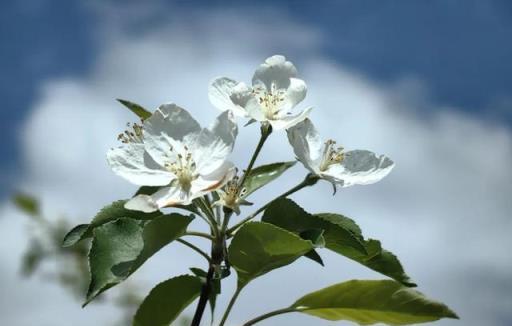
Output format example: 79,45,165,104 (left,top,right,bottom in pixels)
107,103,237,212
209,55,312,130
212,173,252,215
287,119,394,188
